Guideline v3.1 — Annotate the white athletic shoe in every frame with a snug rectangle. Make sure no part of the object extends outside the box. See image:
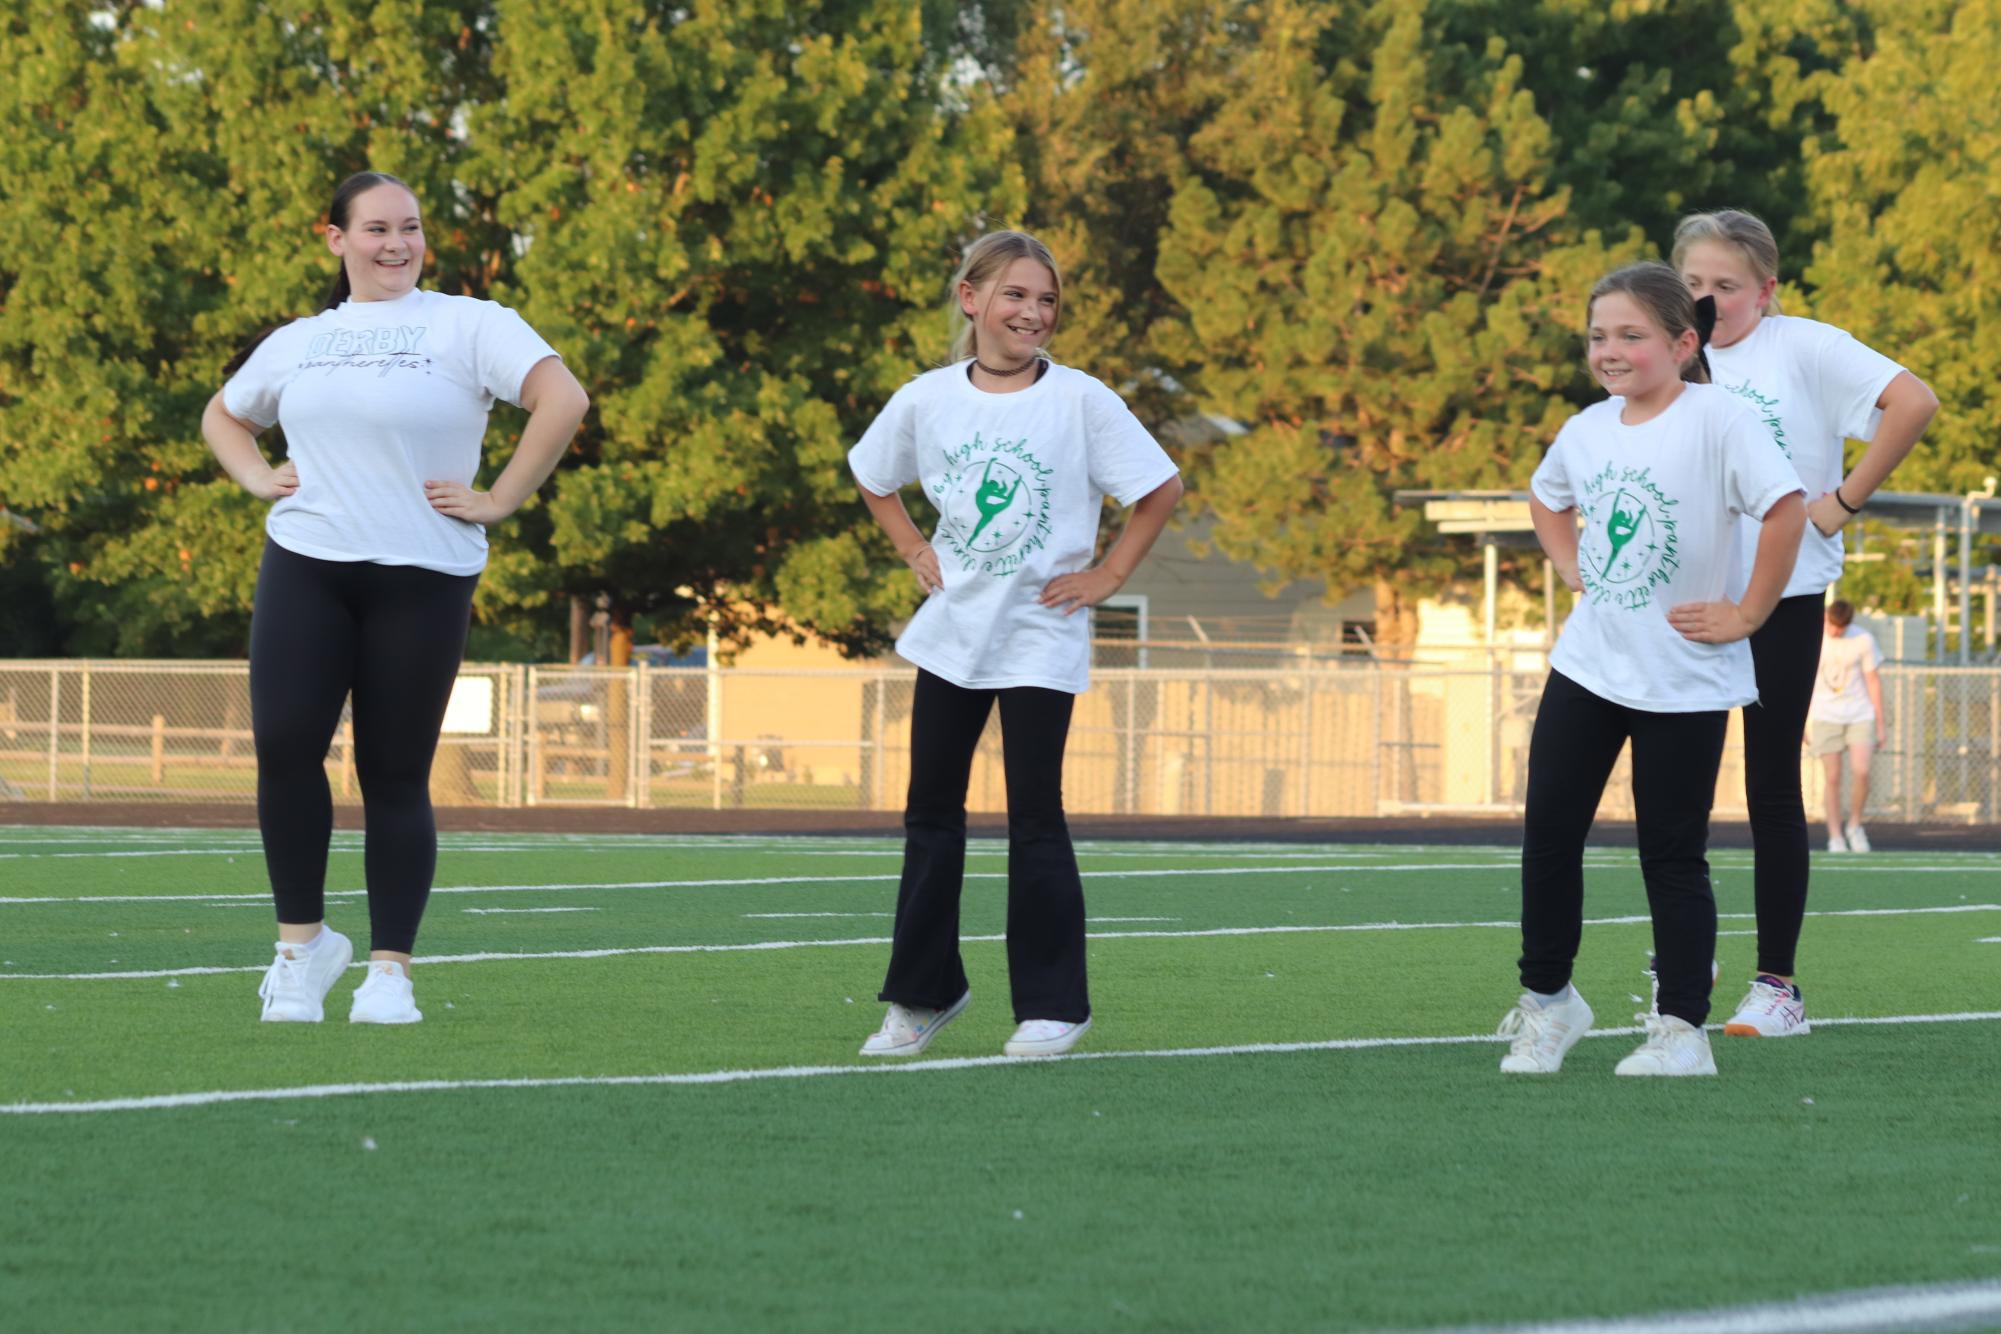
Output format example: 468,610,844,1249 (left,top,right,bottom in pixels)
1722,975,1810,1038
859,992,969,1057
256,928,354,1023
1615,1014,1717,1076
1004,1016,1093,1057
348,960,423,1025
1644,955,1720,1018
1827,832,1849,853
1496,989,1593,1073
1845,823,1871,853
